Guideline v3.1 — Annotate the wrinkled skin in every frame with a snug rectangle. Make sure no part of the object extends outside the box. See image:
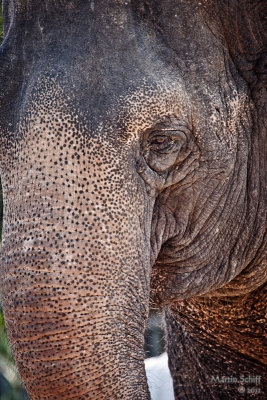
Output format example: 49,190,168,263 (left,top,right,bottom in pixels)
0,0,266,399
